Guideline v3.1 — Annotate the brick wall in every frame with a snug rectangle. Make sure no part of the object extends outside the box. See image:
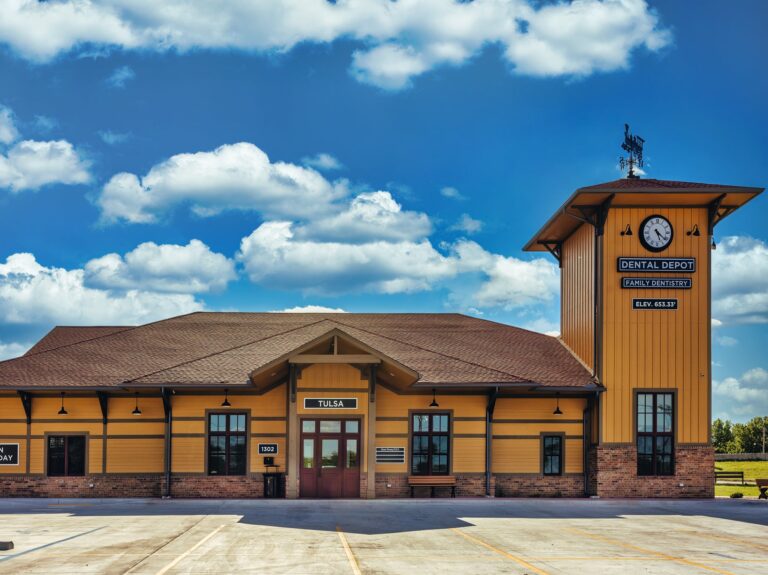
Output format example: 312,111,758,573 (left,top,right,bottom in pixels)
587,446,598,496
171,474,267,498
375,473,493,498
595,444,714,498
495,474,584,497
0,474,163,497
